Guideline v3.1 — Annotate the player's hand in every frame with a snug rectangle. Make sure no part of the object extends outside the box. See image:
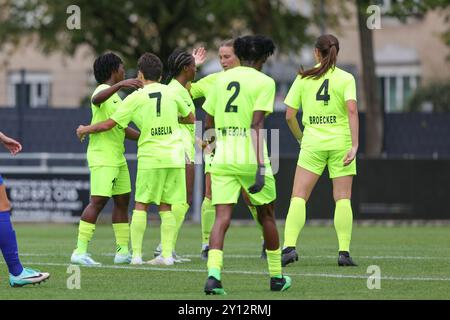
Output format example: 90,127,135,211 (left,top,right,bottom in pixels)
193,47,207,66
119,79,143,90
0,135,22,155
76,125,87,142
343,146,358,166
248,165,266,194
